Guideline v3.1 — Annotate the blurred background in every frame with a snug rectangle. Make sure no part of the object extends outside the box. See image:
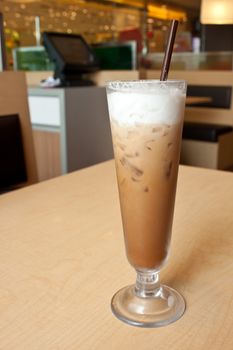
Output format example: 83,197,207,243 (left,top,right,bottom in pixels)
0,0,201,68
